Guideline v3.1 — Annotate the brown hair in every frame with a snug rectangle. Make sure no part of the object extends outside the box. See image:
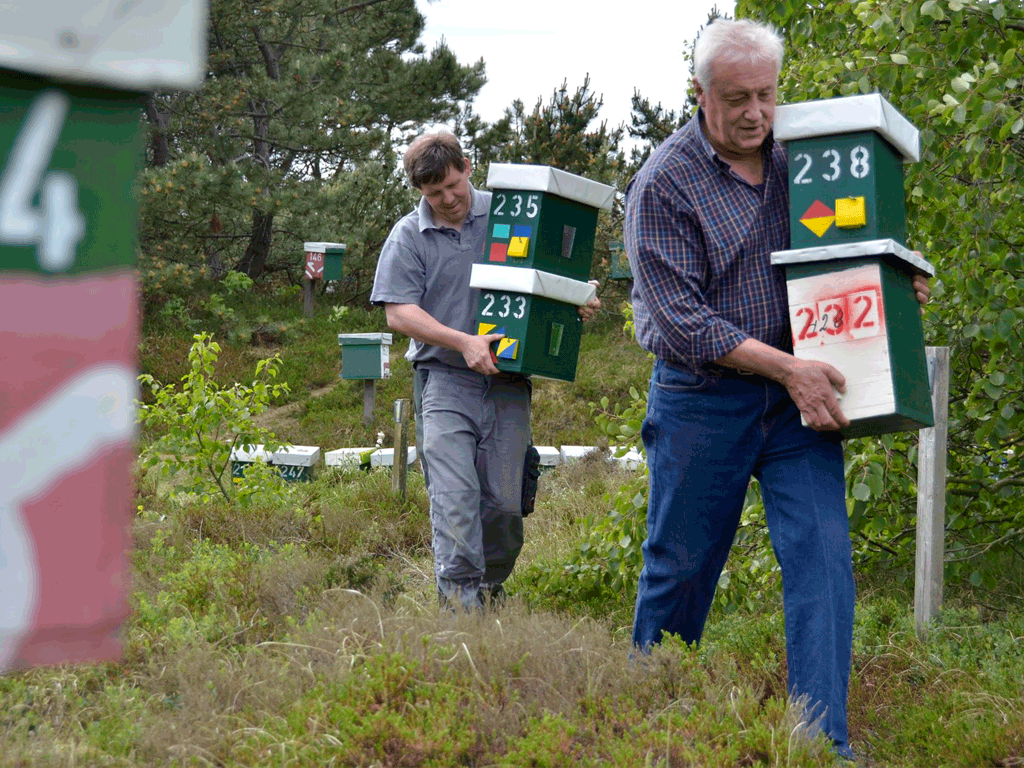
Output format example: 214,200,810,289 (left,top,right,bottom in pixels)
403,131,467,189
